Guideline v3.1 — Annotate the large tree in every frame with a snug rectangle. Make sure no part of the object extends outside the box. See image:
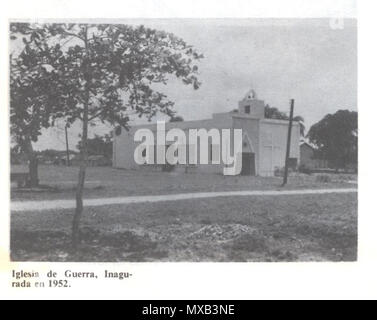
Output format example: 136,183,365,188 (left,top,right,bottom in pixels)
10,32,61,187
11,23,203,247
307,110,358,170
